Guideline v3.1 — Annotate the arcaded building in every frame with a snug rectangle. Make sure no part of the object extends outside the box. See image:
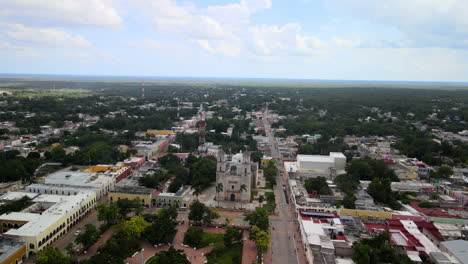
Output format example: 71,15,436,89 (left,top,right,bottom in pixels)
216,150,258,203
